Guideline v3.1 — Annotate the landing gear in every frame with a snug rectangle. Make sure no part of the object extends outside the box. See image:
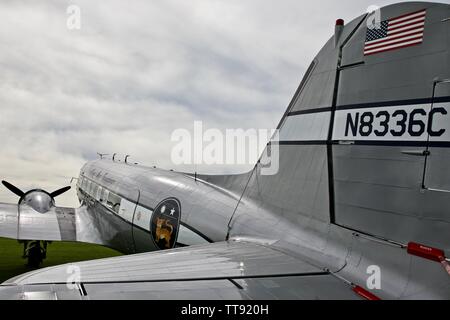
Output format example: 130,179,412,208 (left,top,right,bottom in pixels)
20,240,50,268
